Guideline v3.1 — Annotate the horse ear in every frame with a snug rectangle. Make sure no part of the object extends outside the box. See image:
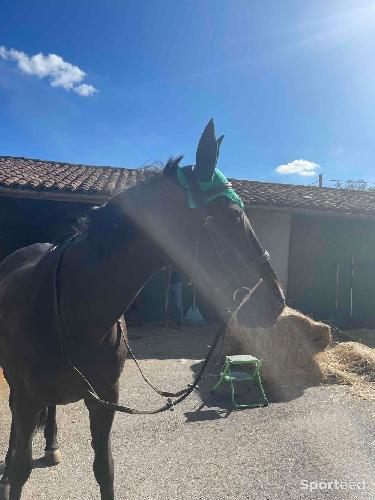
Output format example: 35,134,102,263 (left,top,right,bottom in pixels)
163,156,183,177
195,119,218,181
